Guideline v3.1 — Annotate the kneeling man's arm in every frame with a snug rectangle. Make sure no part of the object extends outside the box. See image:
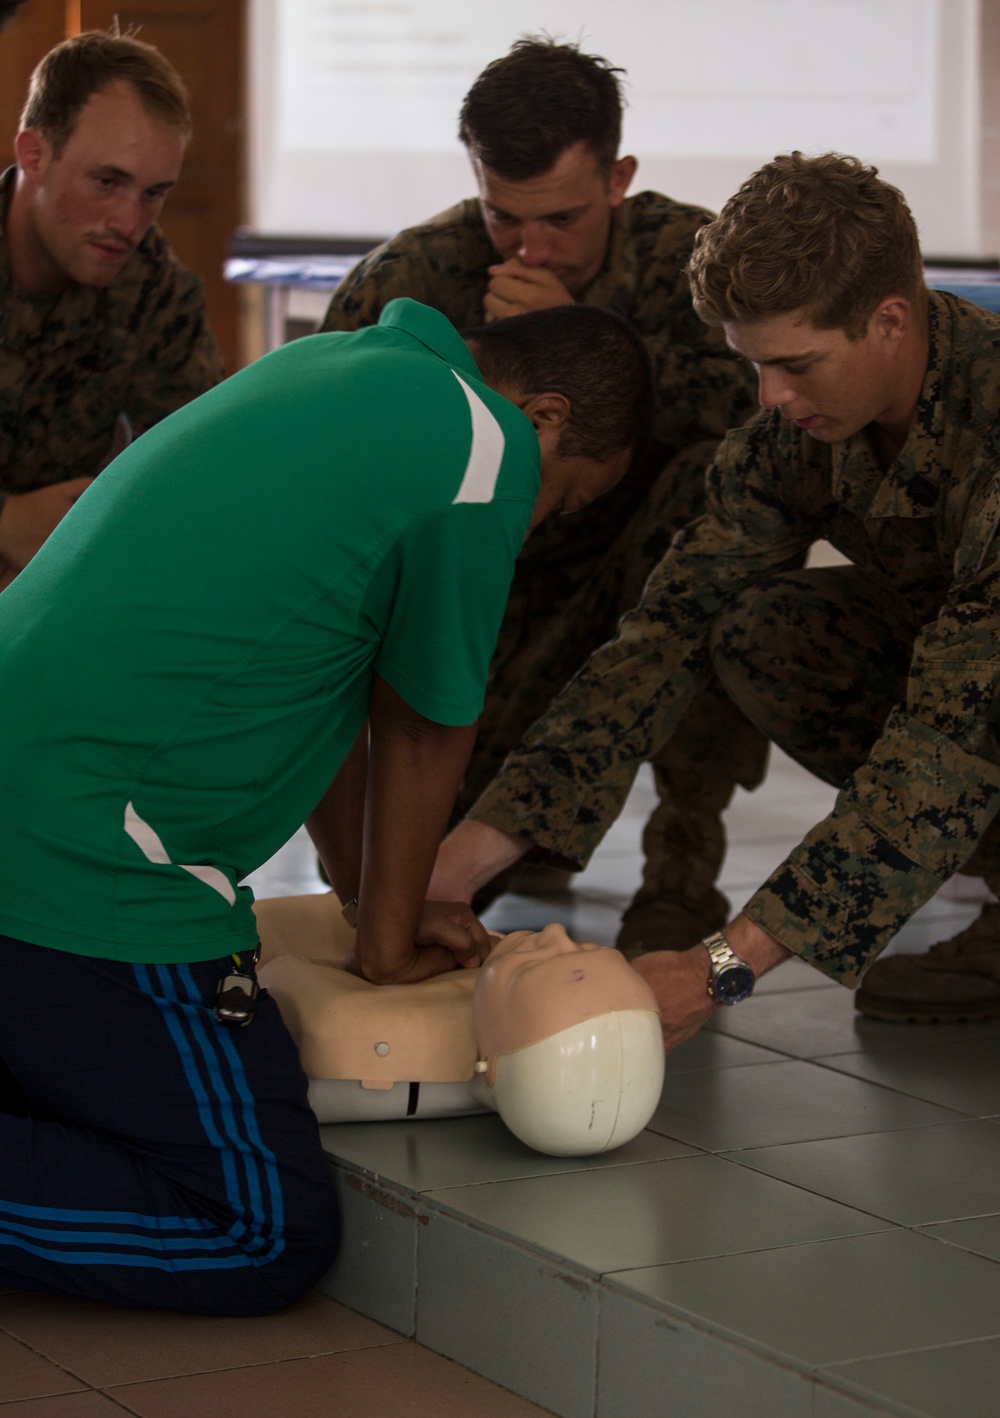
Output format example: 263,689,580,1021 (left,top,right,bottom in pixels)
310,675,492,985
